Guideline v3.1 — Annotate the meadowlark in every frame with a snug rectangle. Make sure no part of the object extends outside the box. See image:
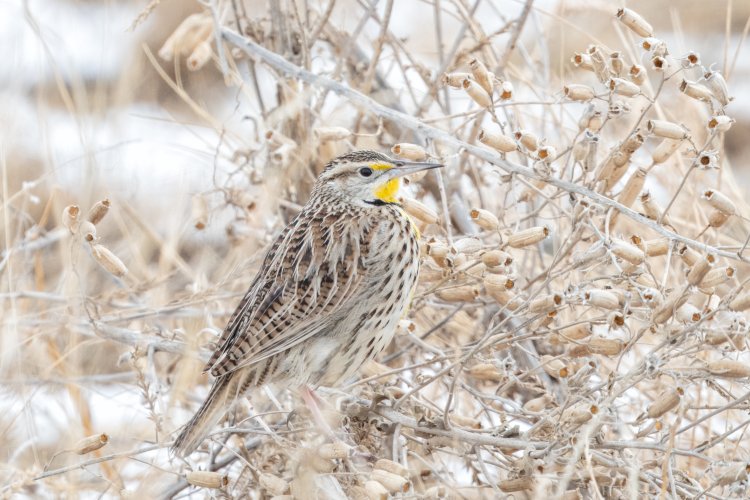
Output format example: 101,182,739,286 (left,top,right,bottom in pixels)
173,150,442,456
